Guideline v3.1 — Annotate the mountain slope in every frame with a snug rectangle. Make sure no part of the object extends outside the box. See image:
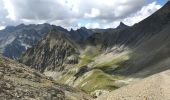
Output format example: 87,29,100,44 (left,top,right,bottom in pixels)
97,69,170,100
0,55,91,100
112,1,170,76
116,23,170,76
